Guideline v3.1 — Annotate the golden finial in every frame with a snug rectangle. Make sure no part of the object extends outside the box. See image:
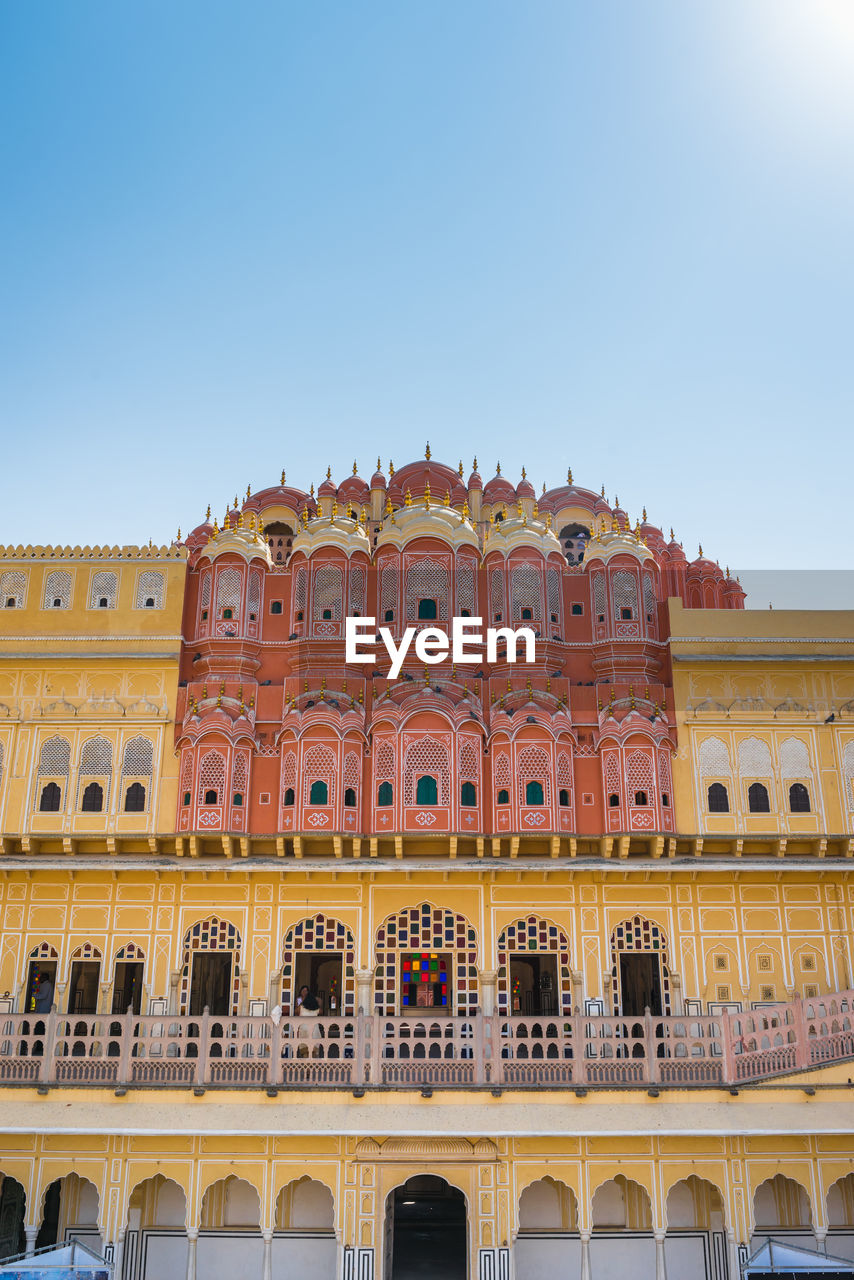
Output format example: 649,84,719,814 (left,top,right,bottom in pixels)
213,517,219,535
246,483,251,499
634,519,641,539
567,467,573,484
331,501,338,522
473,455,478,471
352,459,358,475
489,509,495,526
302,506,309,528
389,459,395,476
496,460,502,475
248,513,255,532
237,510,244,529
533,502,538,520
223,511,230,531
458,459,464,477
360,507,367,526
725,565,730,579
346,503,353,519
385,496,393,516
670,527,674,540
377,455,382,471
424,480,431,508
615,494,619,507
443,488,450,506
516,499,523,518
611,513,618,532
281,469,286,484
462,499,469,519
176,527,181,541
601,484,606,497
542,482,546,495
521,466,527,480
310,483,315,497
205,504,211,520
699,543,703,556
404,488,412,507
546,511,552,530
642,506,647,521
425,441,431,461
326,466,332,481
